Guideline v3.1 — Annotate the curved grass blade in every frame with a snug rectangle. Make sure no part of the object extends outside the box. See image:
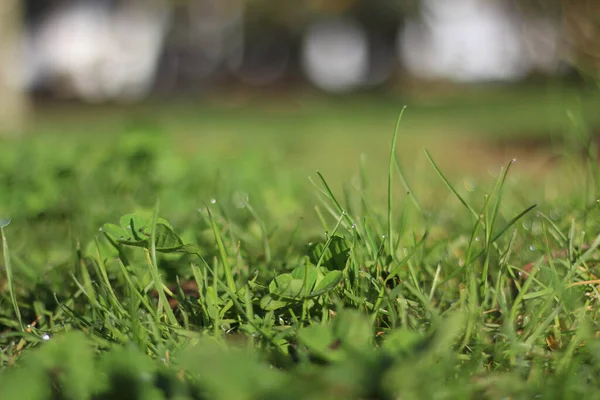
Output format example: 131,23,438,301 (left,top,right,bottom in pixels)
206,205,237,294
424,149,478,220
315,171,354,227
388,107,407,252
149,200,179,326
439,203,538,287
1,226,23,331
